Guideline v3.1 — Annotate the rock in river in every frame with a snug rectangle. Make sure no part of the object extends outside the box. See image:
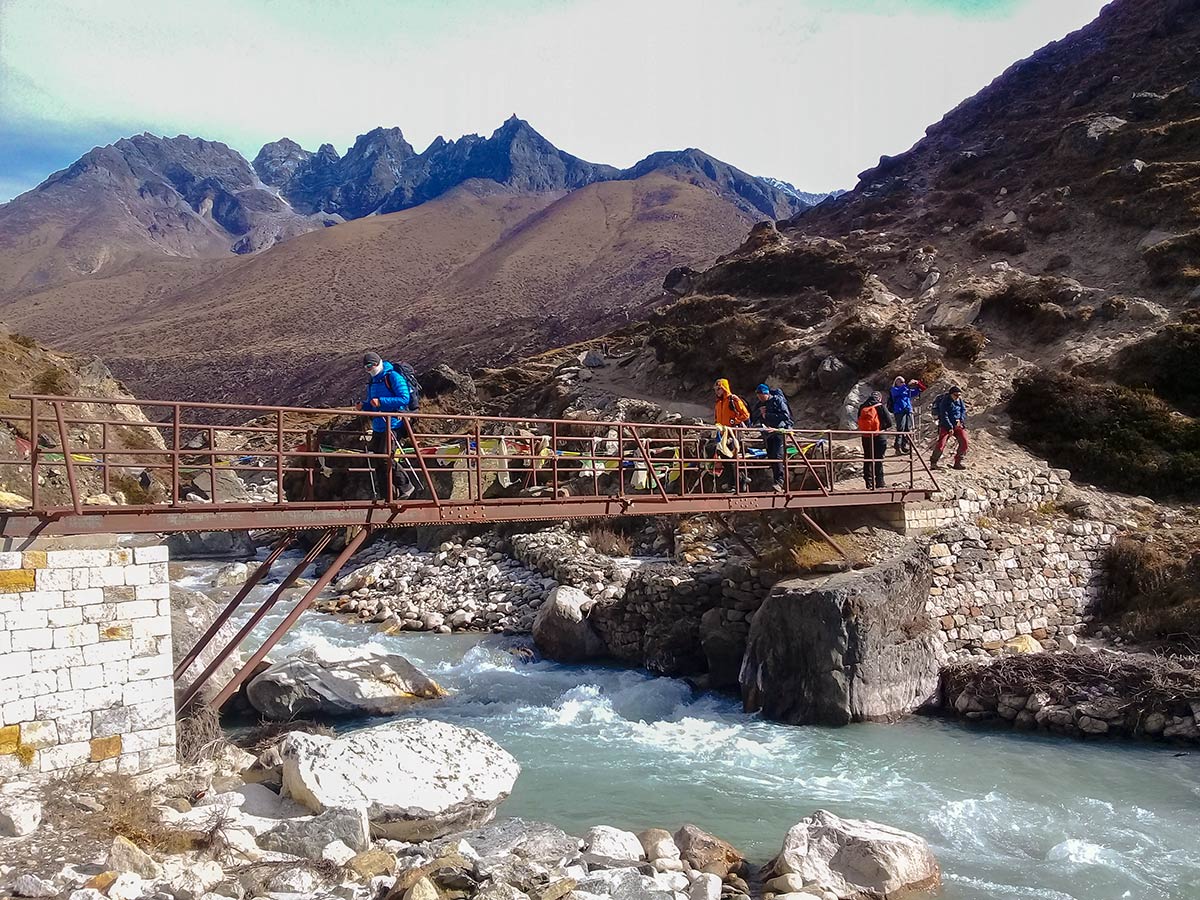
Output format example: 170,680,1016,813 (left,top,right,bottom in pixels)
772,809,940,899
532,585,606,662
246,644,445,719
279,719,520,840
741,546,939,725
